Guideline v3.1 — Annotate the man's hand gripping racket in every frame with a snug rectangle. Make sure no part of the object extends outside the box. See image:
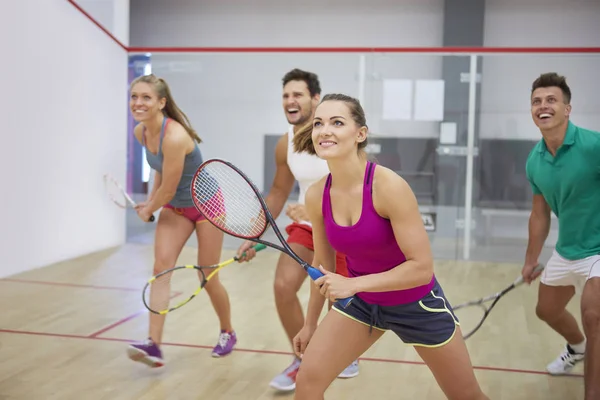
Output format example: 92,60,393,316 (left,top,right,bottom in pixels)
190,159,353,308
